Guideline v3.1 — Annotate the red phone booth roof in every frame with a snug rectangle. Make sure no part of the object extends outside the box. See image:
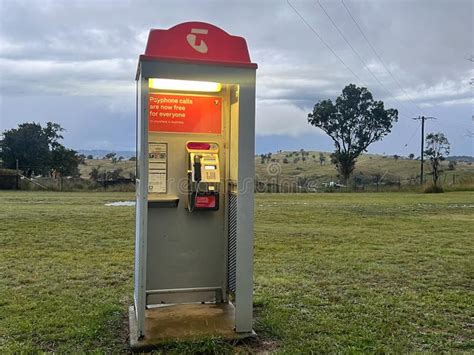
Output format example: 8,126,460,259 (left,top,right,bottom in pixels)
139,22,257,69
